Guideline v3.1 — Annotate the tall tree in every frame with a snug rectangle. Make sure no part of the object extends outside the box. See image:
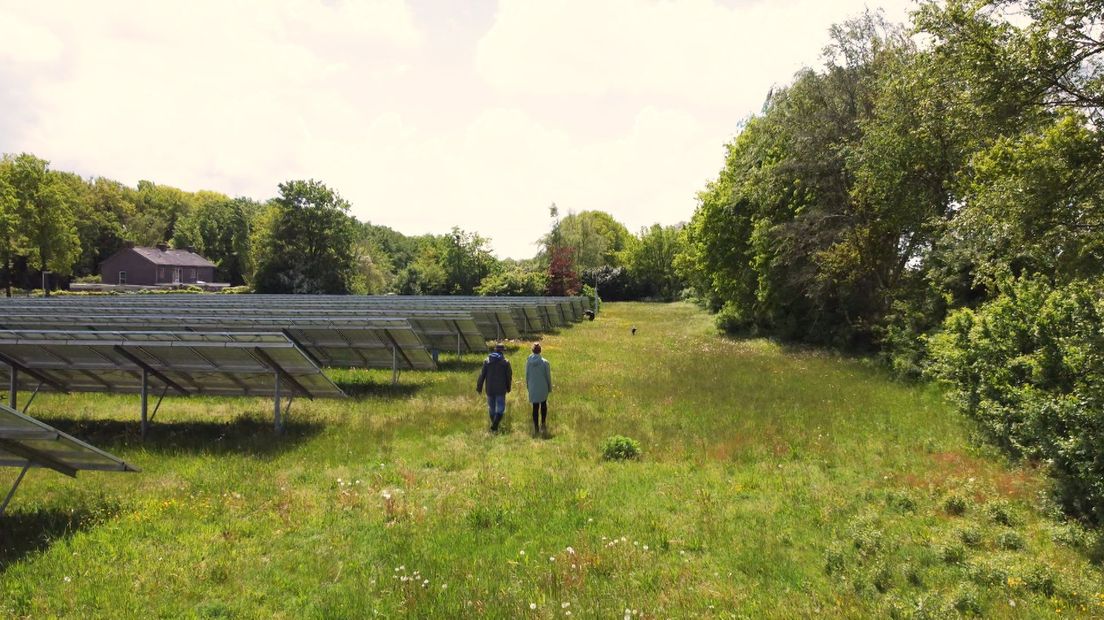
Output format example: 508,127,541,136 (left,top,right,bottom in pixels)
542,210,631,271
624,224,686,301
6,154,80,295
173,196,258,284
252,180,359,294
0,159,18,296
